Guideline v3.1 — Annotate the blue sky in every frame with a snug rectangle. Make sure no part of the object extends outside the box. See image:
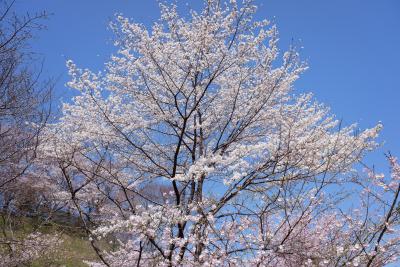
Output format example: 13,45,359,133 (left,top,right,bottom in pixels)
15,0,400,168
